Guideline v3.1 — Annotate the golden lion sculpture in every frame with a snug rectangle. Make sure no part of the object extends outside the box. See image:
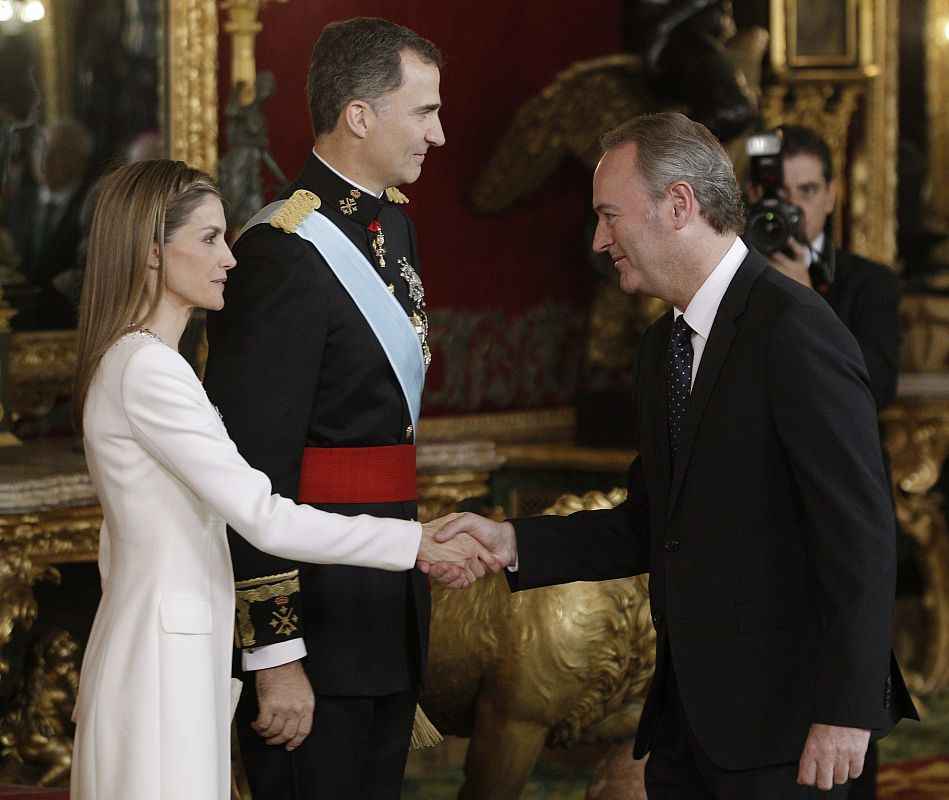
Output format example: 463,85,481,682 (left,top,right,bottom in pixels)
421,489,655,800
